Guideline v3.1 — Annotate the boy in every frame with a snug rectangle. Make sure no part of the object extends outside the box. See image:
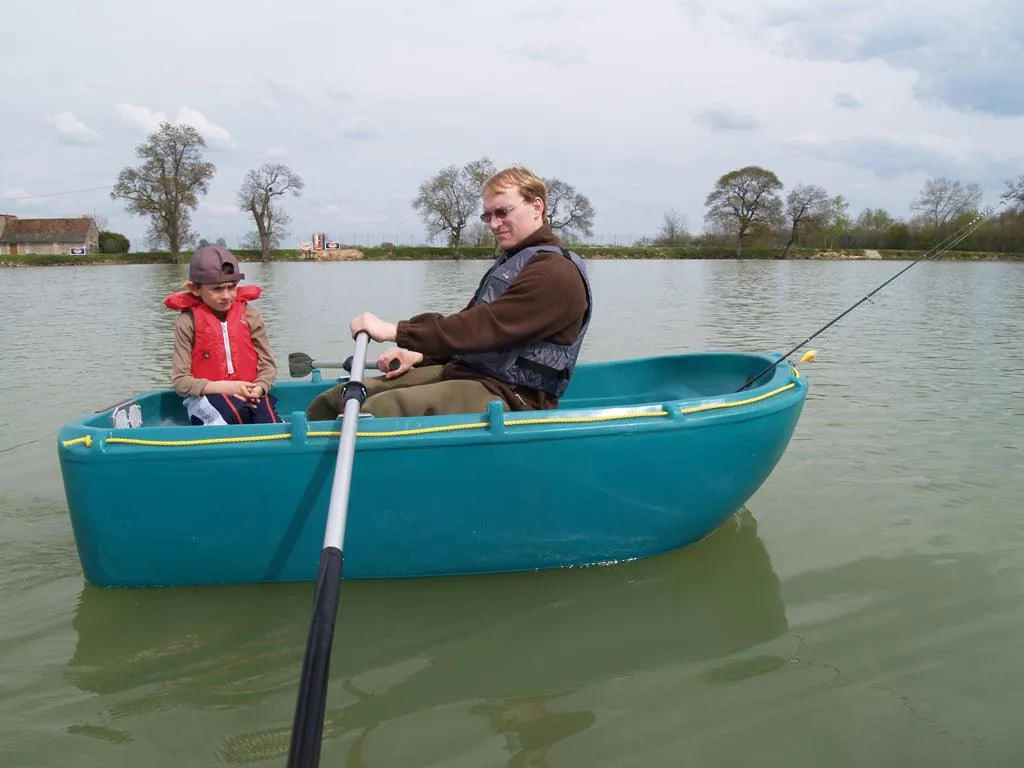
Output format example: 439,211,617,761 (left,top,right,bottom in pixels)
164,245,279,425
